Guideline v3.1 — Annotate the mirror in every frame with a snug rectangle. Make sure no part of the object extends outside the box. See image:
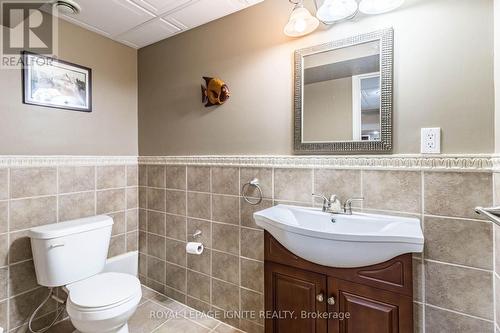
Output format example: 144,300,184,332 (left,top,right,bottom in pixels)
294,28,393,154
303,41,381,142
